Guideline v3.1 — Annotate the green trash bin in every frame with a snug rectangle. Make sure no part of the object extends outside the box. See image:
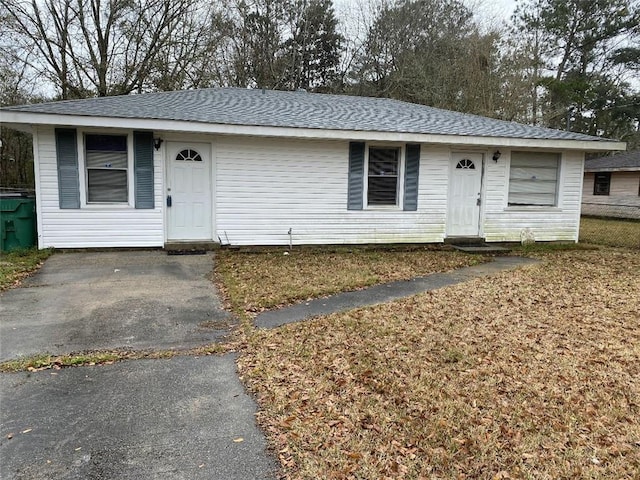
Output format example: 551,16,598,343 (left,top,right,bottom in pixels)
1,194,37,252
